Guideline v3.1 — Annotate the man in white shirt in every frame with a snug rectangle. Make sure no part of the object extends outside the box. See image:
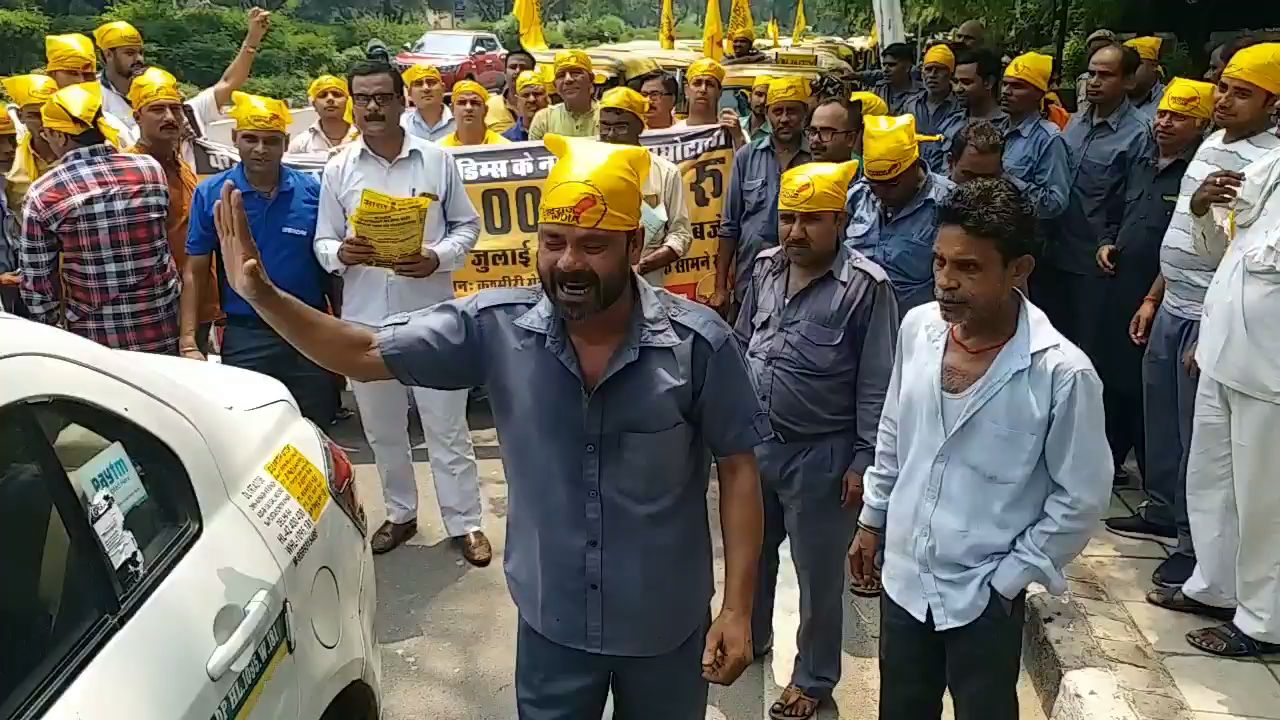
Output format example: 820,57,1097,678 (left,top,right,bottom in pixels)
289,74,354,154
401,64,456,142
314,60,490,564
596,87,693,286
849,178,1111,719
